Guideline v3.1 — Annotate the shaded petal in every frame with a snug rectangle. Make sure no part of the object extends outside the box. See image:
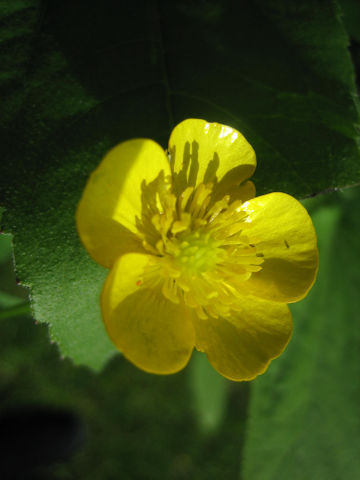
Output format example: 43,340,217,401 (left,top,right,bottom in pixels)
101,253,195,374
76,139,171,268
240,192,319,302
194,295,292,381
168,118,256,194
227,180,256,204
